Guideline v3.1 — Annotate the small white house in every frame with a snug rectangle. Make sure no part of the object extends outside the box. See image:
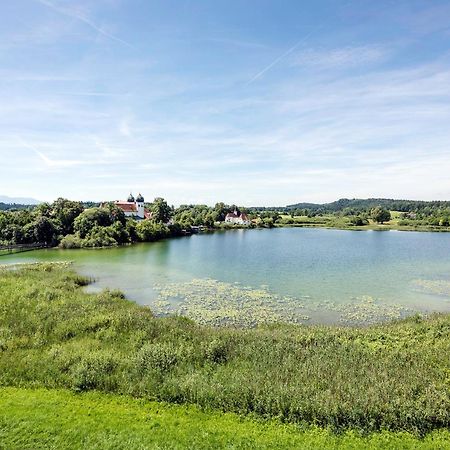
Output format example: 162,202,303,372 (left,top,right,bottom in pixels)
225,210,251,225
105,193,152,220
